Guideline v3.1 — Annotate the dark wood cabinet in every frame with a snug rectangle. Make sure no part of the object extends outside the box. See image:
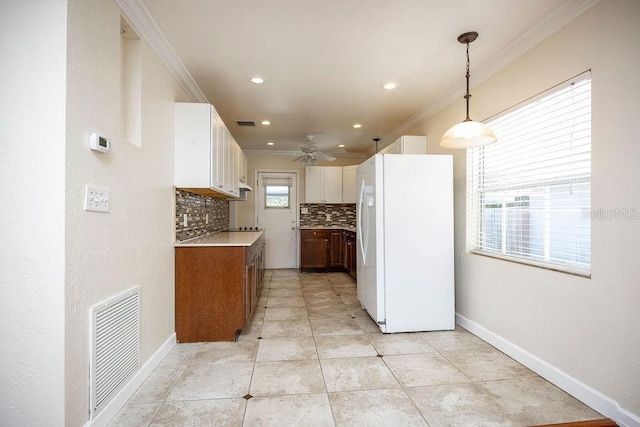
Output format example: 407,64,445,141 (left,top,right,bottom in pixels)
301,229,330,268
344,230,357,279
301,228,356,279
175,234,265,342
329,230,343,268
